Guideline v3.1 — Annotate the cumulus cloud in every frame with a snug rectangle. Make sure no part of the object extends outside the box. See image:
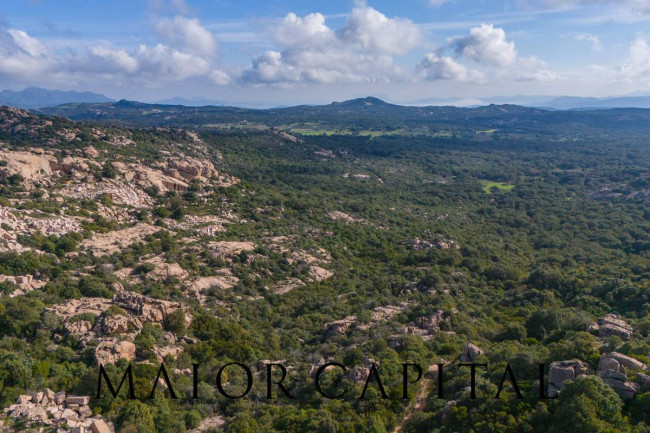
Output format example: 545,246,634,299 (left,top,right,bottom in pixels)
418,53,484,82
436,24,558,82
270,12,334,48
574,33,602,51
450,24,517,67
0,27,51,77
0,15,231,87
592,37,650,83
154,16,217,56
338,5,420,55
242,5,419,85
